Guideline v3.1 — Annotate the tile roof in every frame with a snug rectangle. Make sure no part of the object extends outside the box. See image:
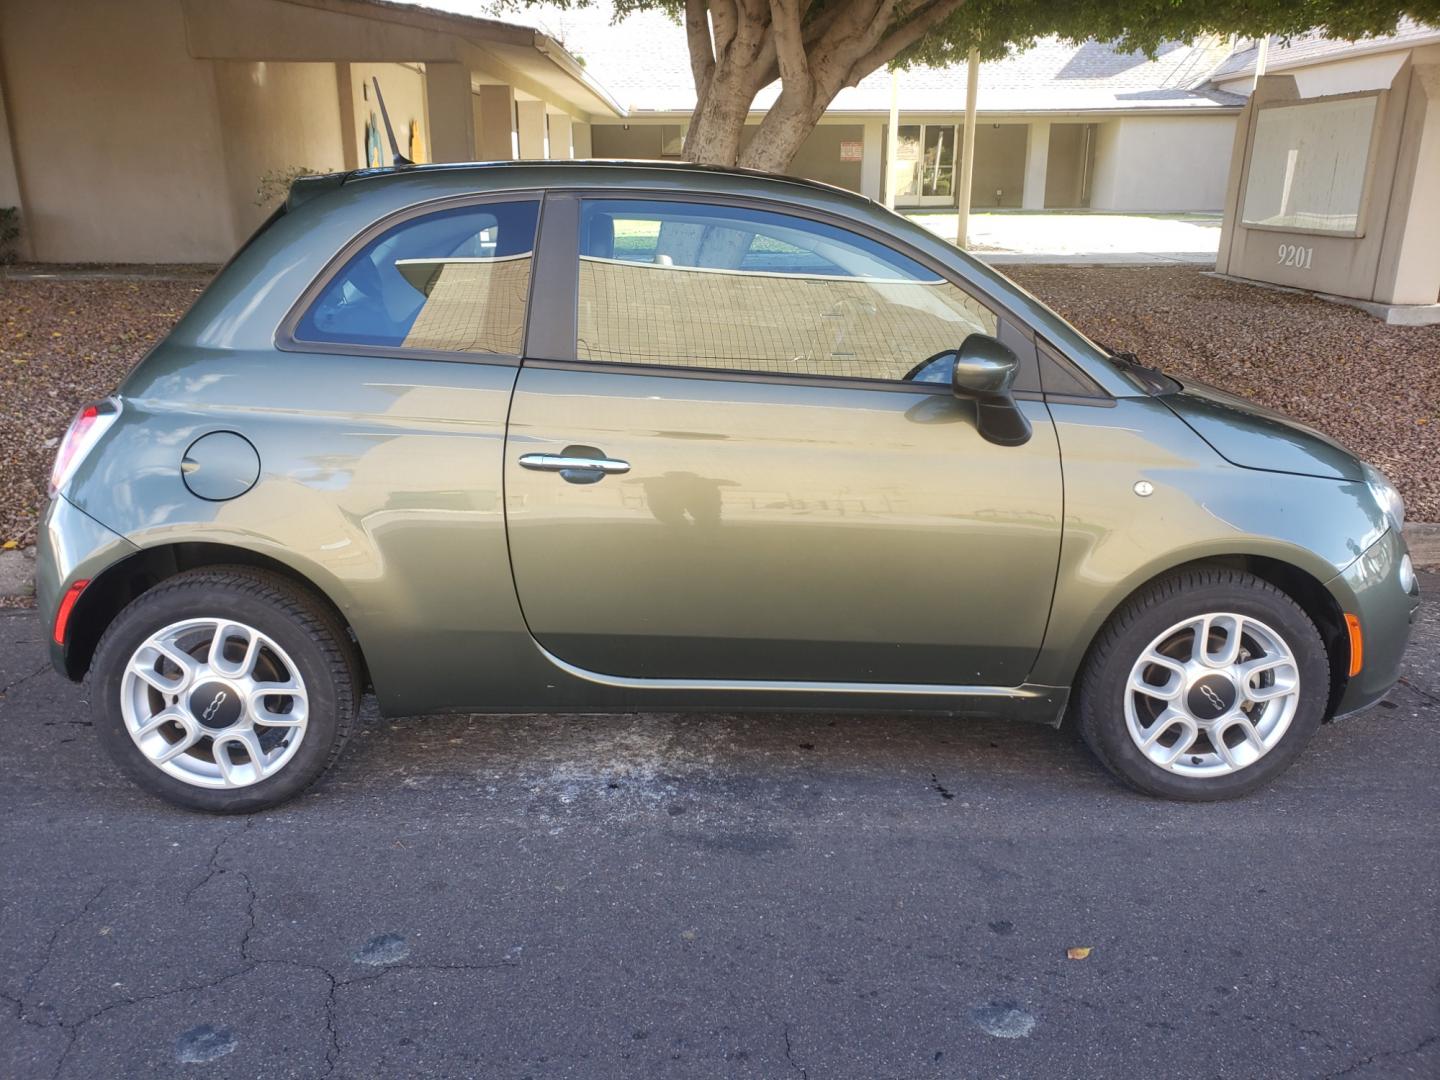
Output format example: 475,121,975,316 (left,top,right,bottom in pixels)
1209,17,1440,81
826,37,1244,113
